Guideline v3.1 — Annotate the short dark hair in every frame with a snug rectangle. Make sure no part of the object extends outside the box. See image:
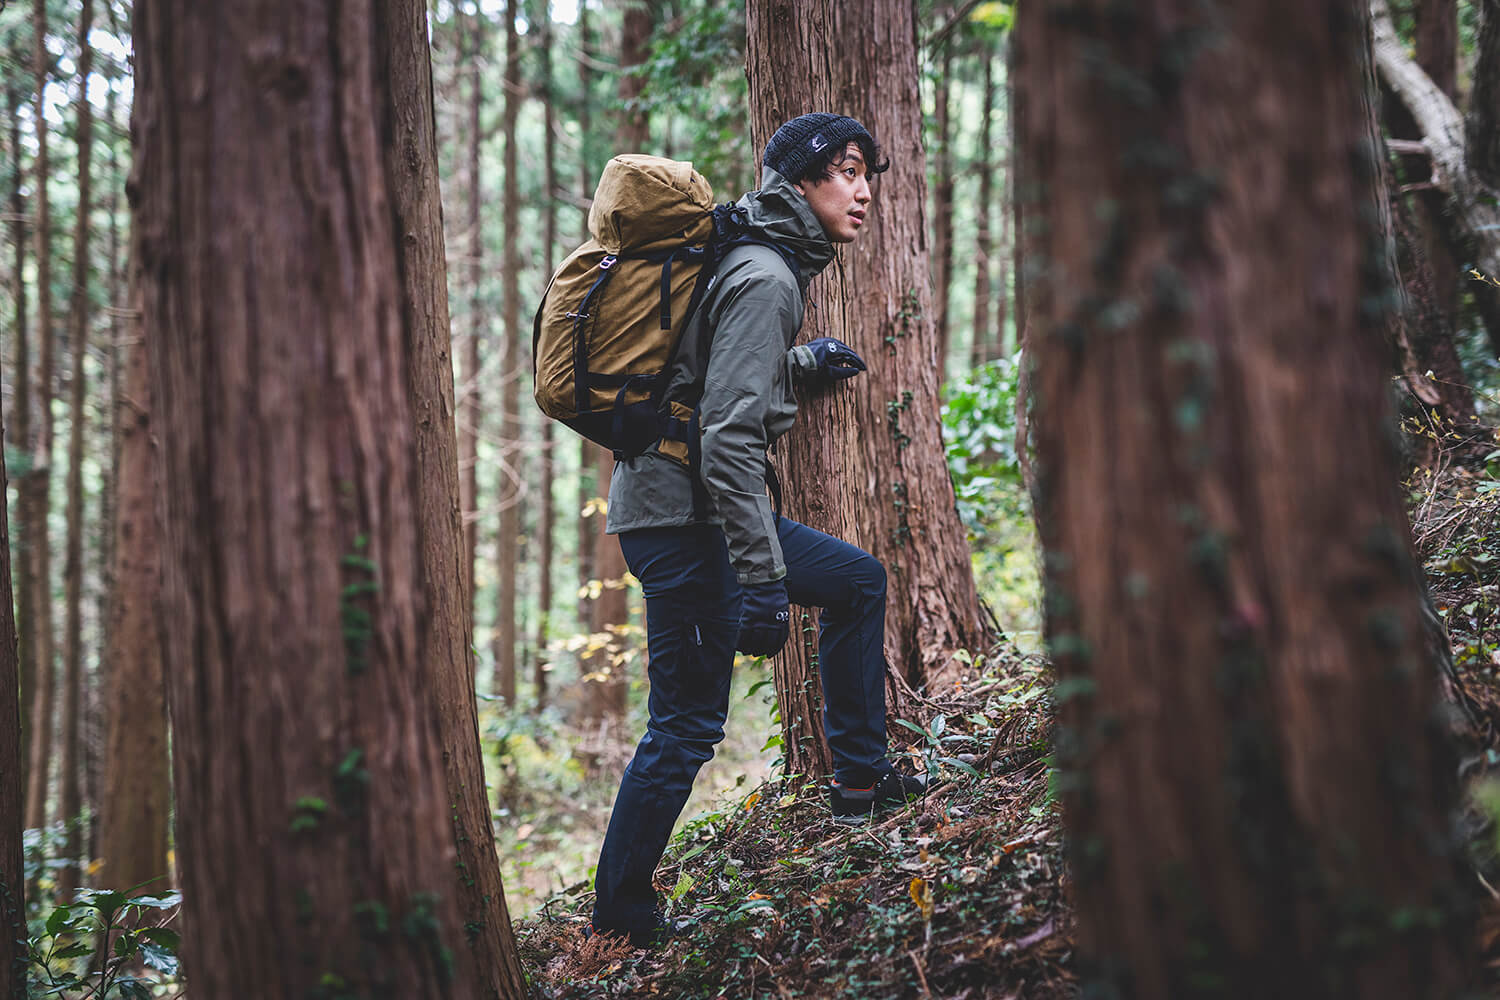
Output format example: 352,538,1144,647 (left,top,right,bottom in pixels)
801,135,891,185
762,113,892,185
